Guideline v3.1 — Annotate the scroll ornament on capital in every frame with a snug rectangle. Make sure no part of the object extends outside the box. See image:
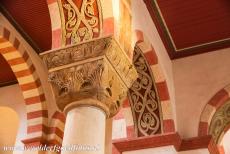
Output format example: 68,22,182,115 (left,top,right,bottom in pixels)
41,36,138,117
